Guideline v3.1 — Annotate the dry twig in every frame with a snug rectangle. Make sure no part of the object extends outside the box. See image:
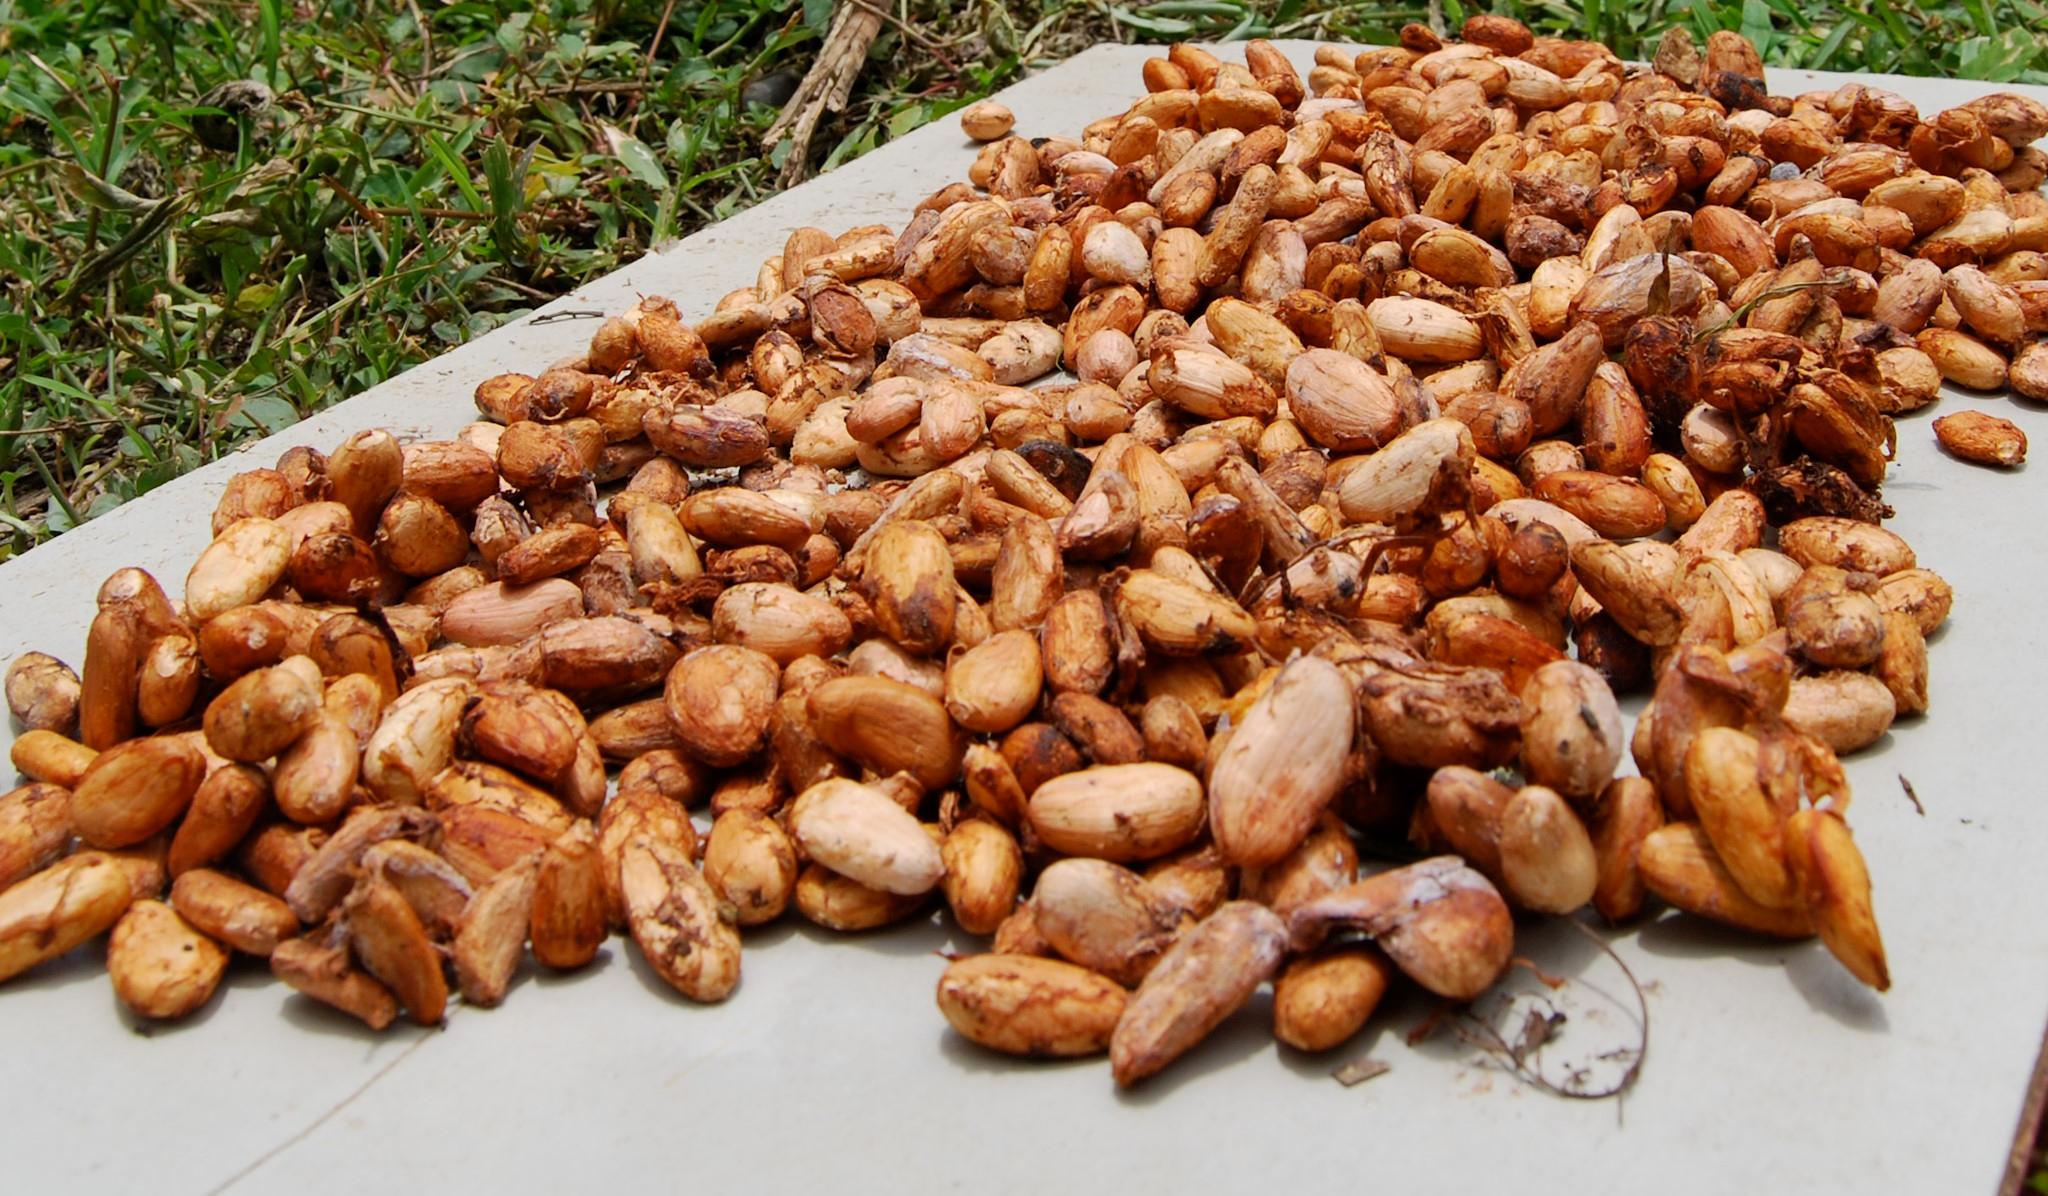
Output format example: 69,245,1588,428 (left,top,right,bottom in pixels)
762,1,885,186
